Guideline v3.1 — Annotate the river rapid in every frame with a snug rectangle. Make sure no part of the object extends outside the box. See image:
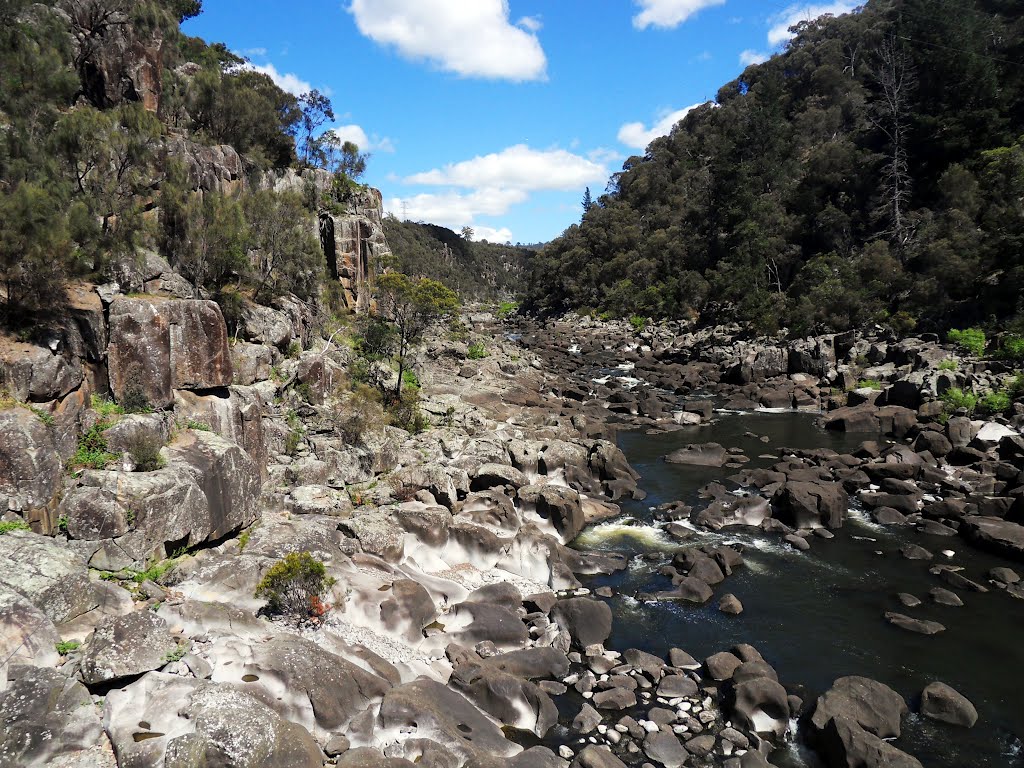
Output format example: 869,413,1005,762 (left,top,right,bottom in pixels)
576,410,1024,767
